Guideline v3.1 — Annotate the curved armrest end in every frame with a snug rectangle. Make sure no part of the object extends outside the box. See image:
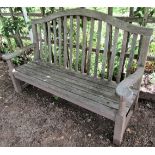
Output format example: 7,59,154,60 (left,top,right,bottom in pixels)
2,44,34,61
116,67,144,101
